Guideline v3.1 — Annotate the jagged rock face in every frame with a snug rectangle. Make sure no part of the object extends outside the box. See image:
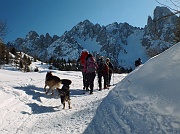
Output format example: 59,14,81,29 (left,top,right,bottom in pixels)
52,35,59,41
96,26,107,45
45,33,53,45
153,6,177,23
6,6,178,68
26,31,39,40
7,31,60,59
70,19,101,40
153,6,177,40
142,6,178,51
